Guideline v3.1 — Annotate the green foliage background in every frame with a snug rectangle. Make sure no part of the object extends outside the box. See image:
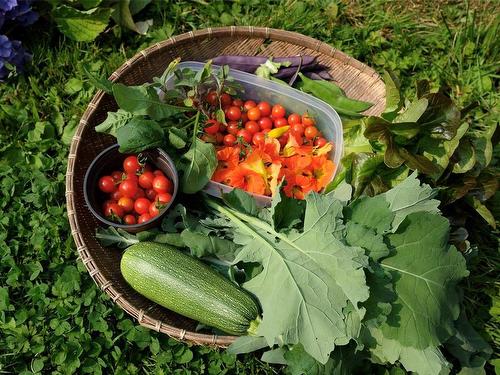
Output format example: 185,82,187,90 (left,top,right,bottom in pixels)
0,1,498,374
